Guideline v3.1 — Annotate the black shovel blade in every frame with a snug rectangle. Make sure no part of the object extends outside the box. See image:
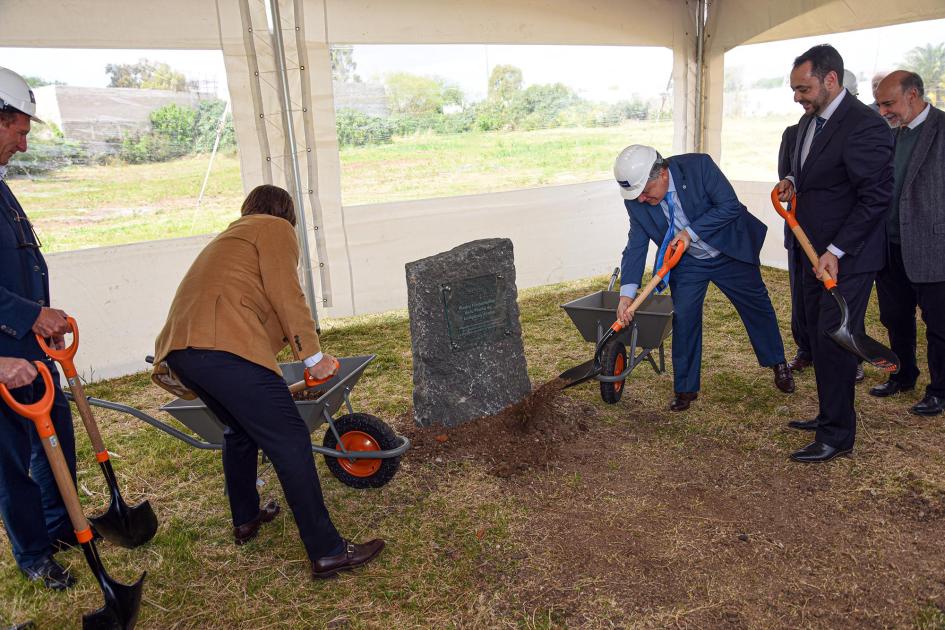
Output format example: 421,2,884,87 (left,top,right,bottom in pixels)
558,359,602,389
89,498,158,549
826,289,900,373
80,542,146,630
